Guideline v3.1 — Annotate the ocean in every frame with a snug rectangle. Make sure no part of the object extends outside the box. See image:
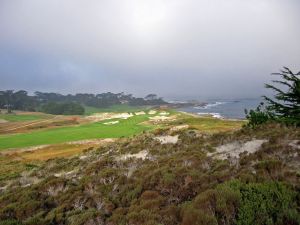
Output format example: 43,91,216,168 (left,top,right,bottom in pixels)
178,98,262,119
